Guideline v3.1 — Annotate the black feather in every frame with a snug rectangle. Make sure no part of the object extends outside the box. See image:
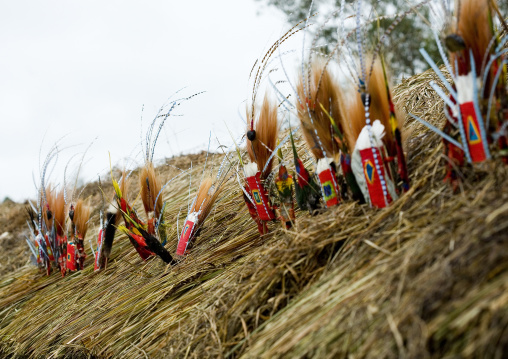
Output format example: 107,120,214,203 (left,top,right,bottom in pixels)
138,227,176,265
